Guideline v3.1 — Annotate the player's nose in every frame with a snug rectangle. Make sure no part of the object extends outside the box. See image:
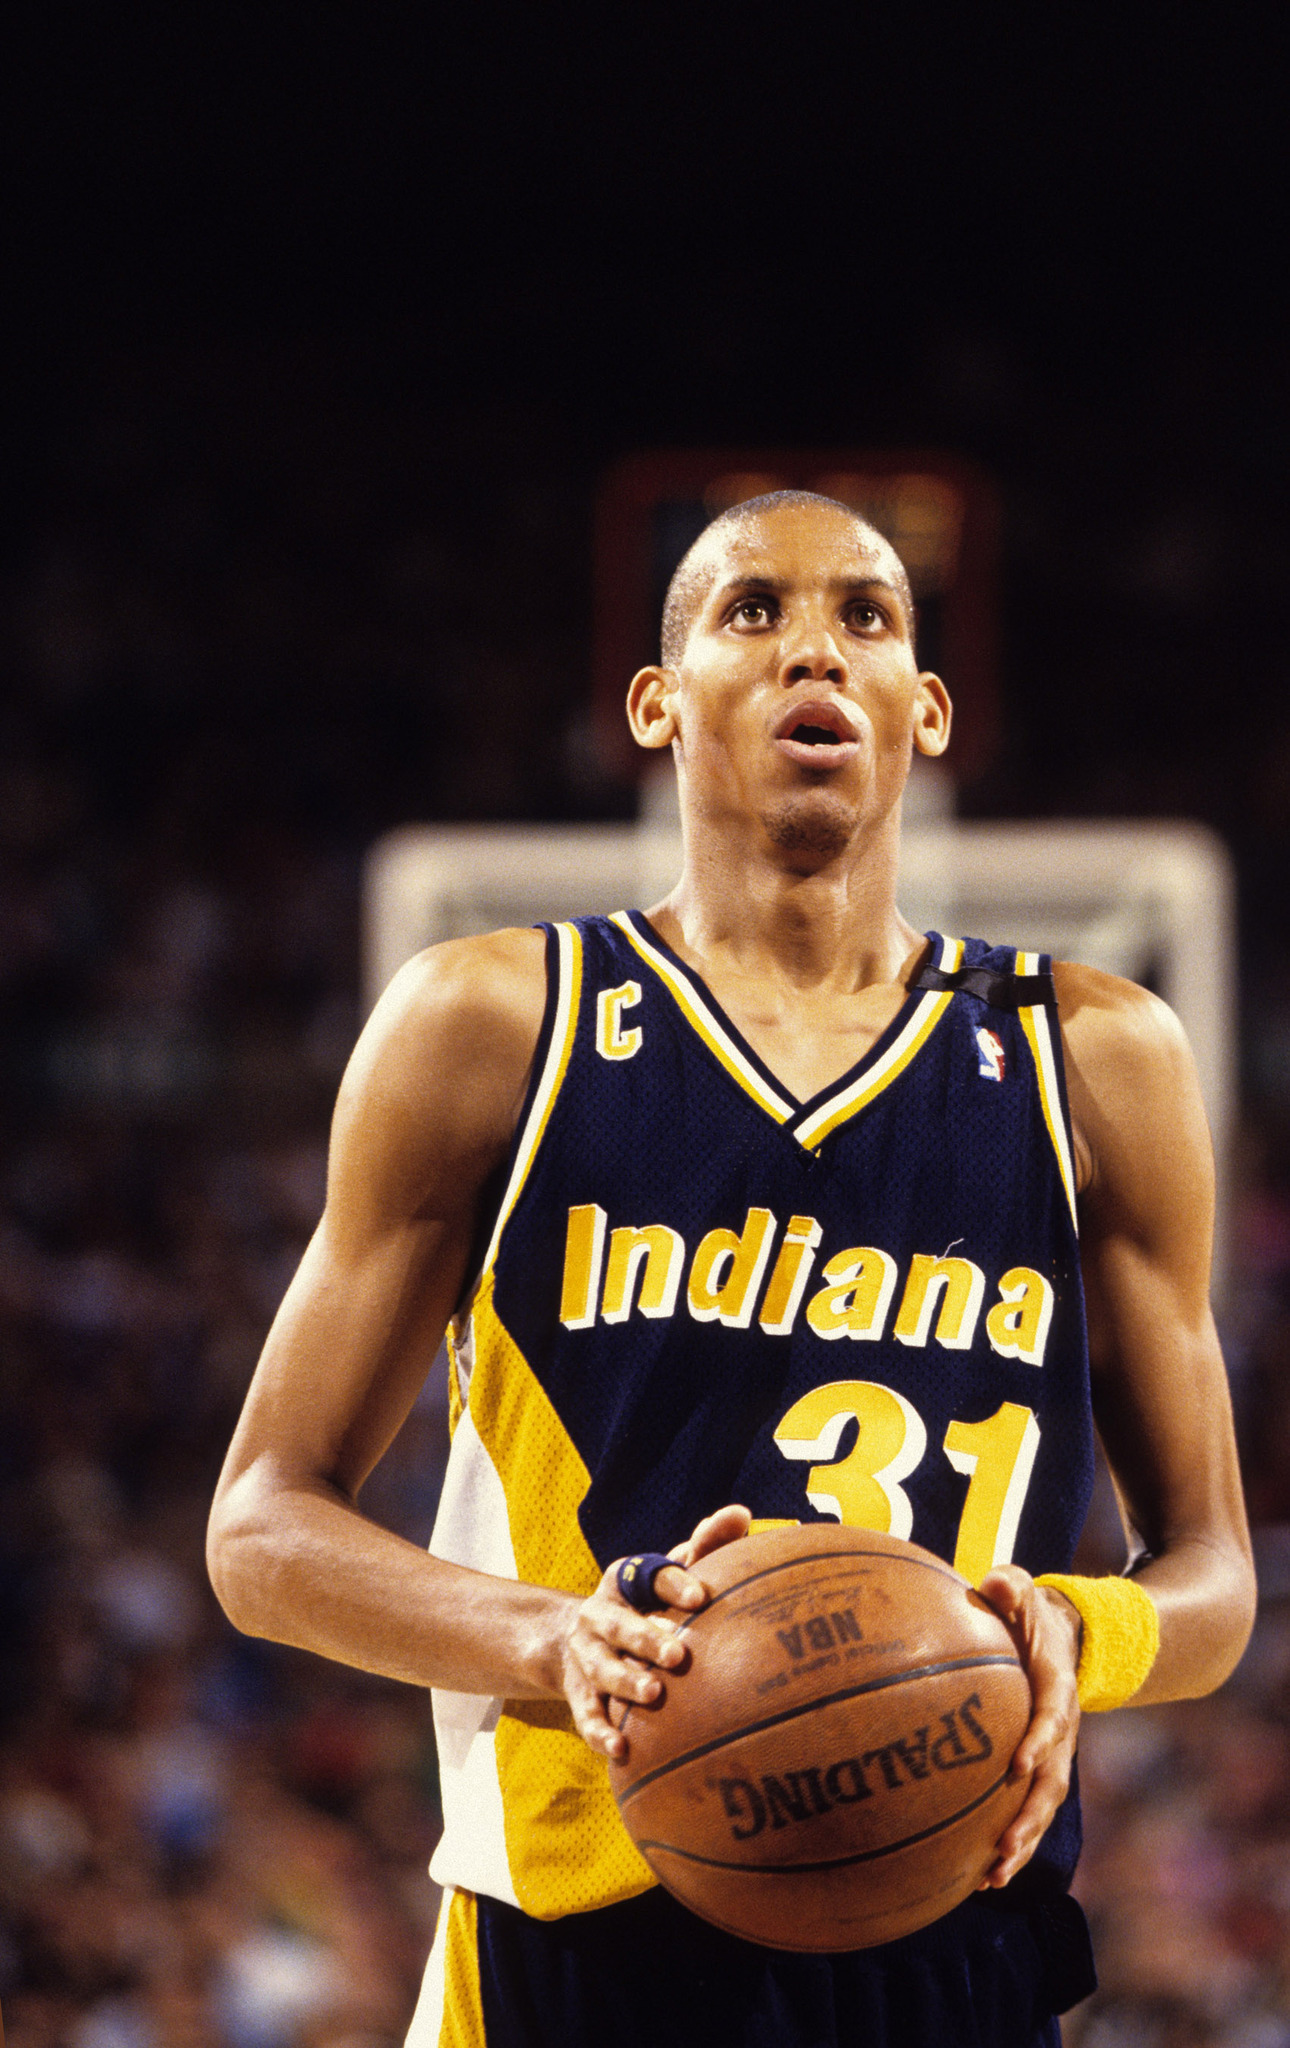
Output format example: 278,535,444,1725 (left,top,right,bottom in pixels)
780,613,848,687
